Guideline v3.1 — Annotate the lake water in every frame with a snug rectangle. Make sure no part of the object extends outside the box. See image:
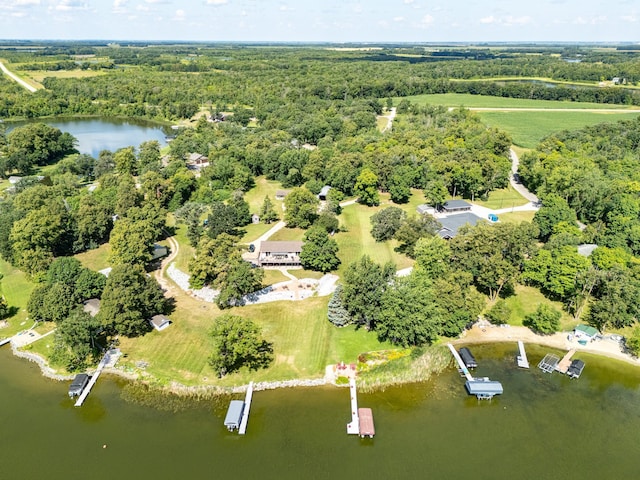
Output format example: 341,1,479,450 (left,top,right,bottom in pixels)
6,117,169,158
2,343,640,480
